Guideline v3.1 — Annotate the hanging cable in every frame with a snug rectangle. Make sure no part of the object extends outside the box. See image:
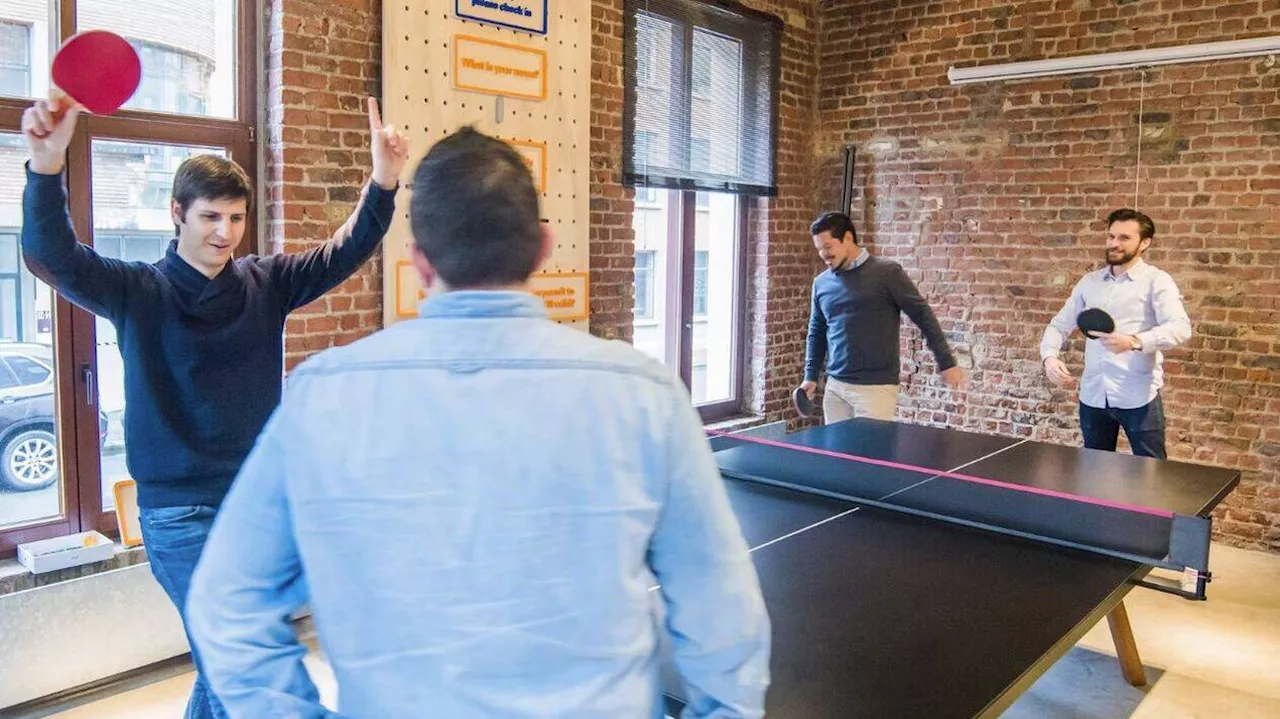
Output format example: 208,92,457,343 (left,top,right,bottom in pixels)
1134,68,1147,209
